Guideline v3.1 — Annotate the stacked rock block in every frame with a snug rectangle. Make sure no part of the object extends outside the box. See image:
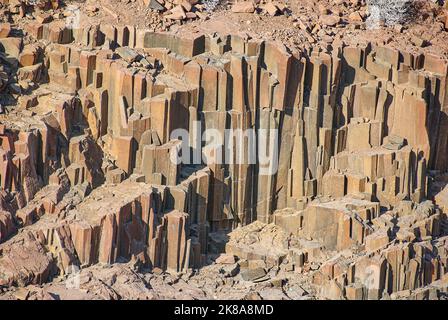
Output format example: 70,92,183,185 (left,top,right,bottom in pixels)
312,234,448,300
